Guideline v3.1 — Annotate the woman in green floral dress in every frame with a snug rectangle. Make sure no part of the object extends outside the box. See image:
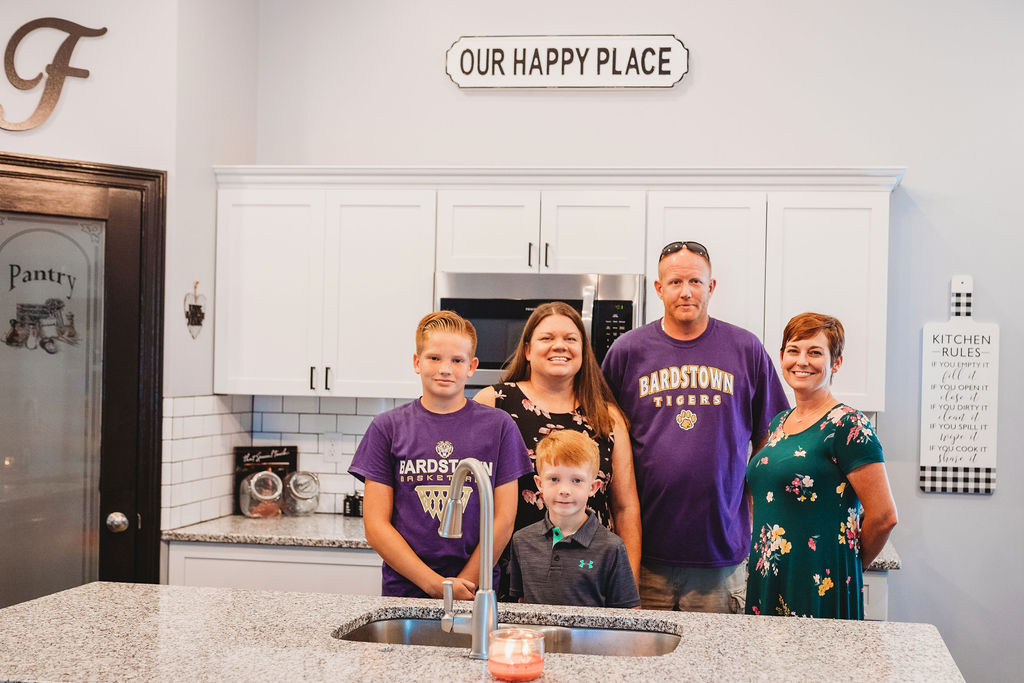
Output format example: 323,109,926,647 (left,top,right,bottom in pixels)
745,313,898,619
